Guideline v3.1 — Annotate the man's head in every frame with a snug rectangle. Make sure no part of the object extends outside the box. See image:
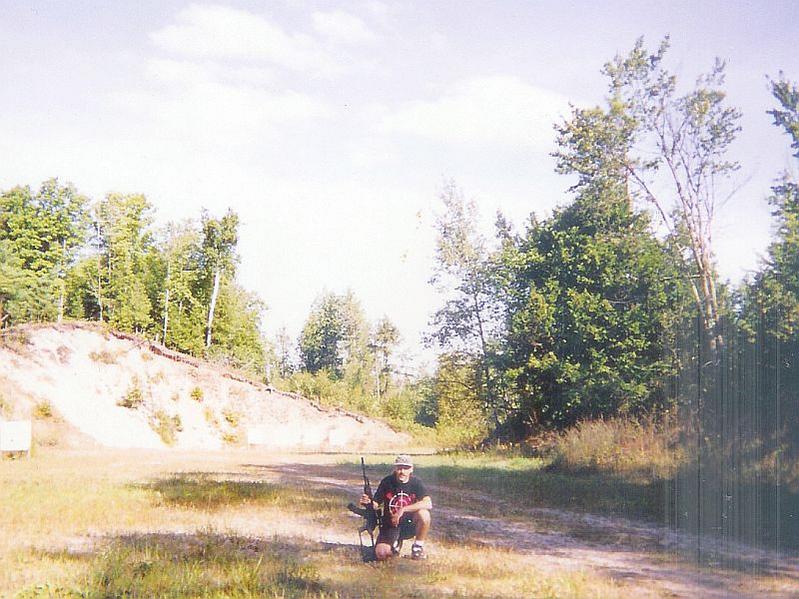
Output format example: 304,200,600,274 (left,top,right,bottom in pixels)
393,454,413,483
